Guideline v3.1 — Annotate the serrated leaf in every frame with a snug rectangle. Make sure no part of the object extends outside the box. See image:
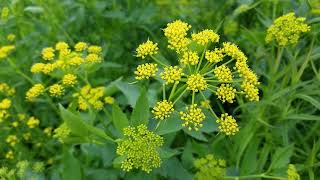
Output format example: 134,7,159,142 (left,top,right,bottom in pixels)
112,103,129,135
131,90,149,126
